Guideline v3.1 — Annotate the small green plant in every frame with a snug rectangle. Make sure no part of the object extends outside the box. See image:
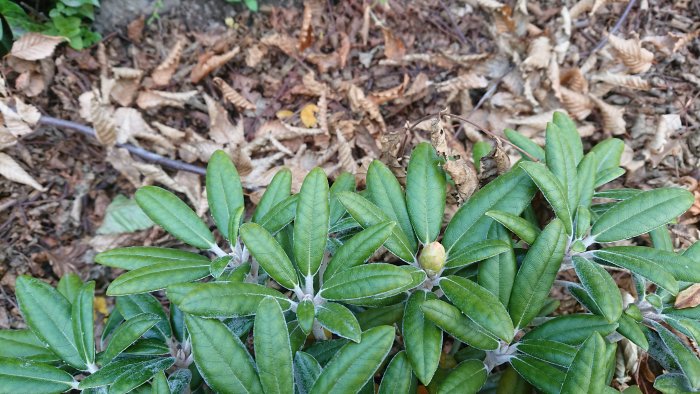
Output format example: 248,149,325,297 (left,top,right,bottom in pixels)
0,0,100,51
1,112,698,393
225,0,258,12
